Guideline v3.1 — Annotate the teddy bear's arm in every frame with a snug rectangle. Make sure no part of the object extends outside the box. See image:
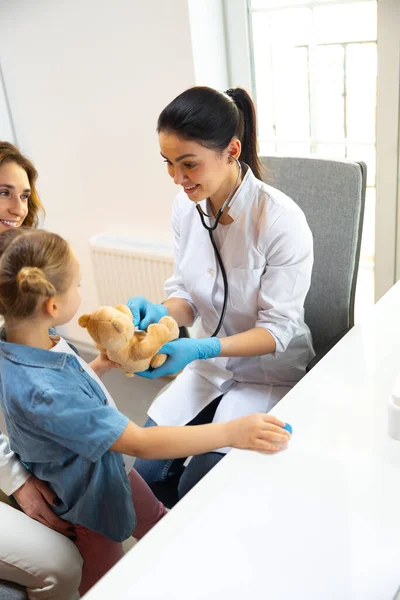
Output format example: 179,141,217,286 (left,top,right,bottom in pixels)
130,324,170,360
